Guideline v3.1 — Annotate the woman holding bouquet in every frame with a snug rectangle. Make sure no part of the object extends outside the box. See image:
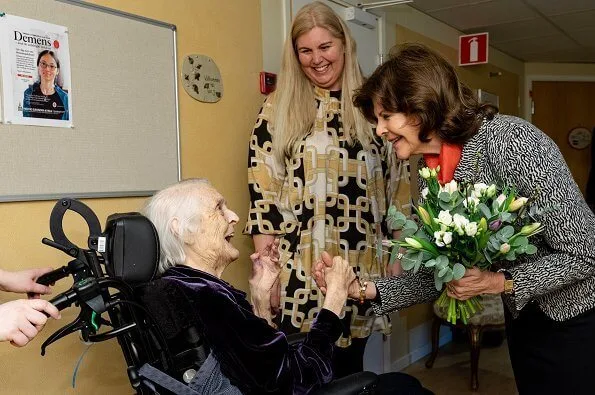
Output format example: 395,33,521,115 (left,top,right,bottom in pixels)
315,43,595,394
